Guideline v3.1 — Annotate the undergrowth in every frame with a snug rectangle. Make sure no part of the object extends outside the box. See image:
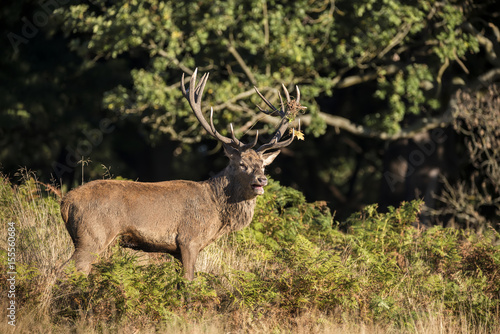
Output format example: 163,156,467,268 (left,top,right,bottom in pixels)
0,172,499,333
